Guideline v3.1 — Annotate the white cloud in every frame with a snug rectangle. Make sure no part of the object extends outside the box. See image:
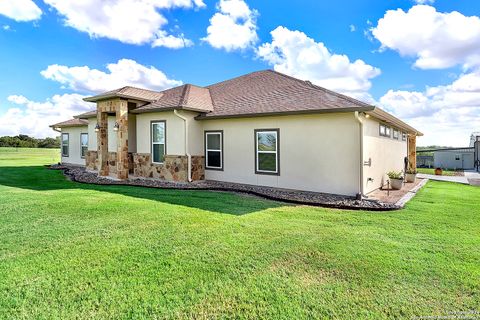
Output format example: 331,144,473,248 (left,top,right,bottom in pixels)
380,70,480,146
257,26,381,101
371,5,480,69
0,0,42,21
0,93,91,138
349,24,356,32
202,0,258,51
43,0,203,47
41,59,182,93
152,30,193,49
413,0,434,3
